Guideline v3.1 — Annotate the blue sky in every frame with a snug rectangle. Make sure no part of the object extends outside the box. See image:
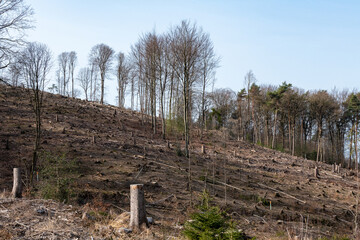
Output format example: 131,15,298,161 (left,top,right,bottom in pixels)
27,0,360,105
